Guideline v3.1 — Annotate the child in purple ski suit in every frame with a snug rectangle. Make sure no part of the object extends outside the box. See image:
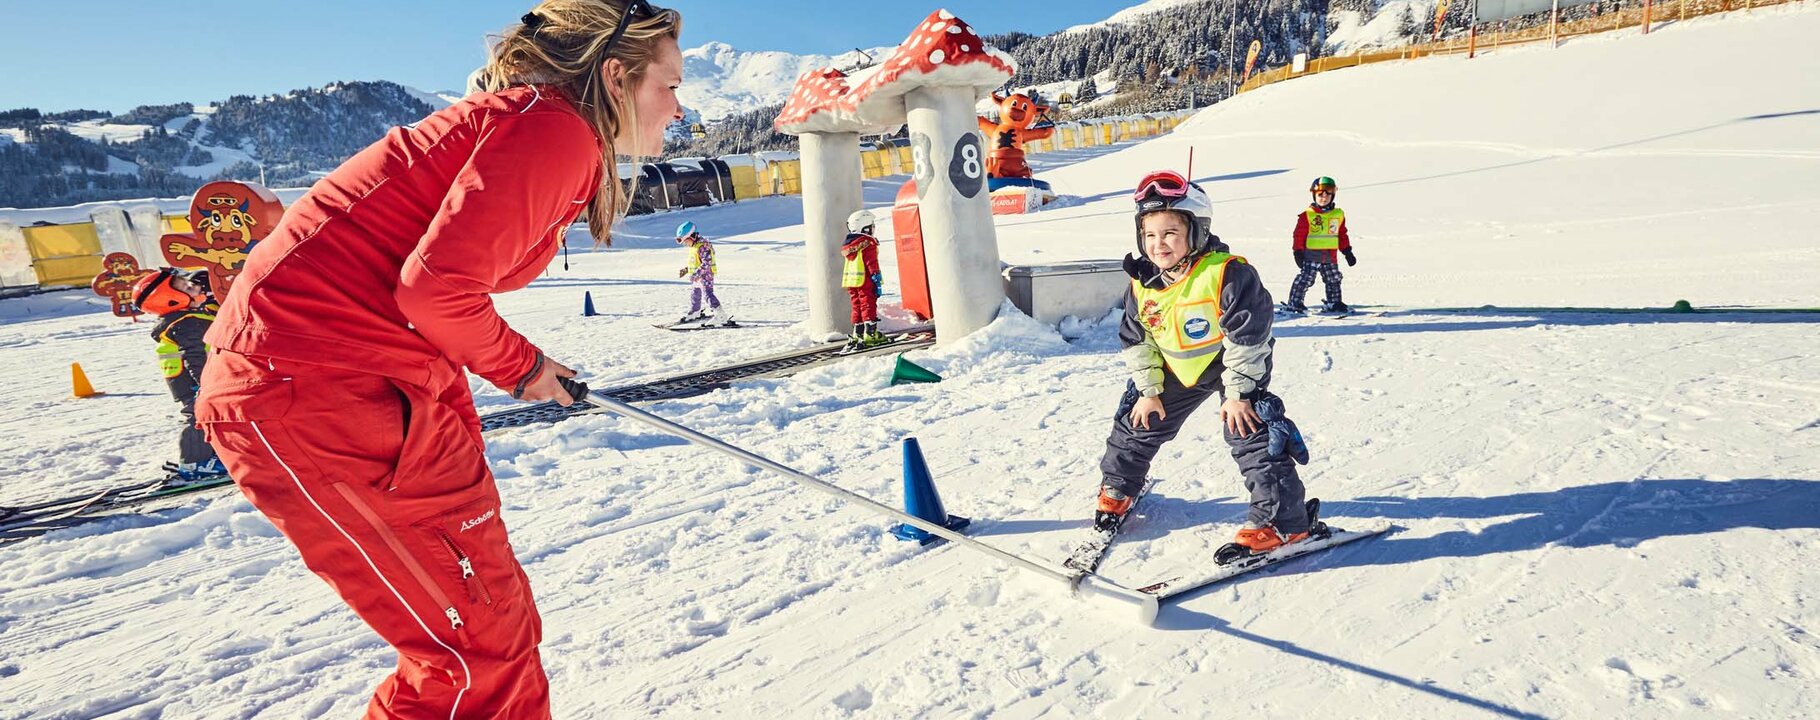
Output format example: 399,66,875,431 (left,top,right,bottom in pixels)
675,221,721,323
